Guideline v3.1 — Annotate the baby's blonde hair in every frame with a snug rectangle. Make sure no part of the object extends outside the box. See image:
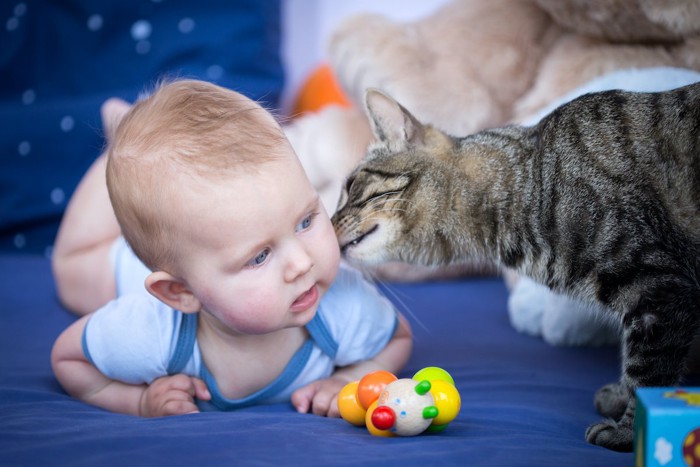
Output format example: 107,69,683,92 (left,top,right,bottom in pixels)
106,79,287,273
